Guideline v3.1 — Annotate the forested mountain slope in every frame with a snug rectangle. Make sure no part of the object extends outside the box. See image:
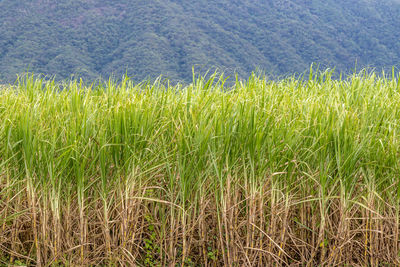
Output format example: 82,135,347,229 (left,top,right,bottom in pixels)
1,0,400,82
